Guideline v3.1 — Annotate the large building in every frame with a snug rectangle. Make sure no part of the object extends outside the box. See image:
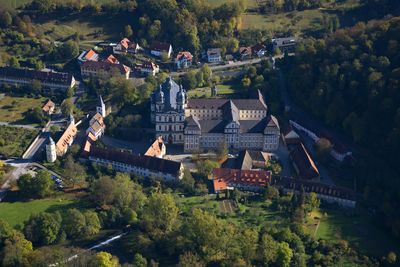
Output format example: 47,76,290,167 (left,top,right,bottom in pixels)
80,61,130,79
0,67,75,91
151,77,280,151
